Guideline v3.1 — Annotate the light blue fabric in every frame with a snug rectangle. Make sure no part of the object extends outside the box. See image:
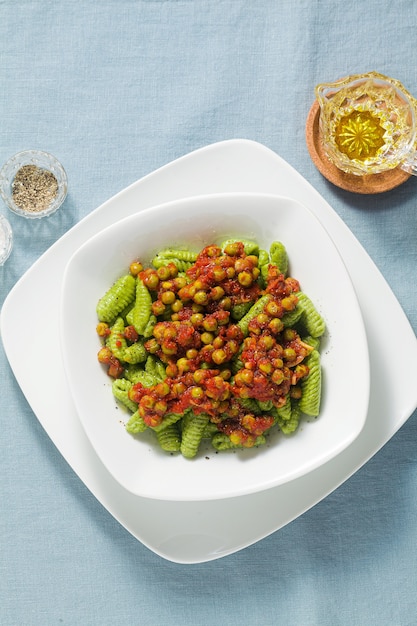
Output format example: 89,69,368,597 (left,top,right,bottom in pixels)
1,1,416,625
